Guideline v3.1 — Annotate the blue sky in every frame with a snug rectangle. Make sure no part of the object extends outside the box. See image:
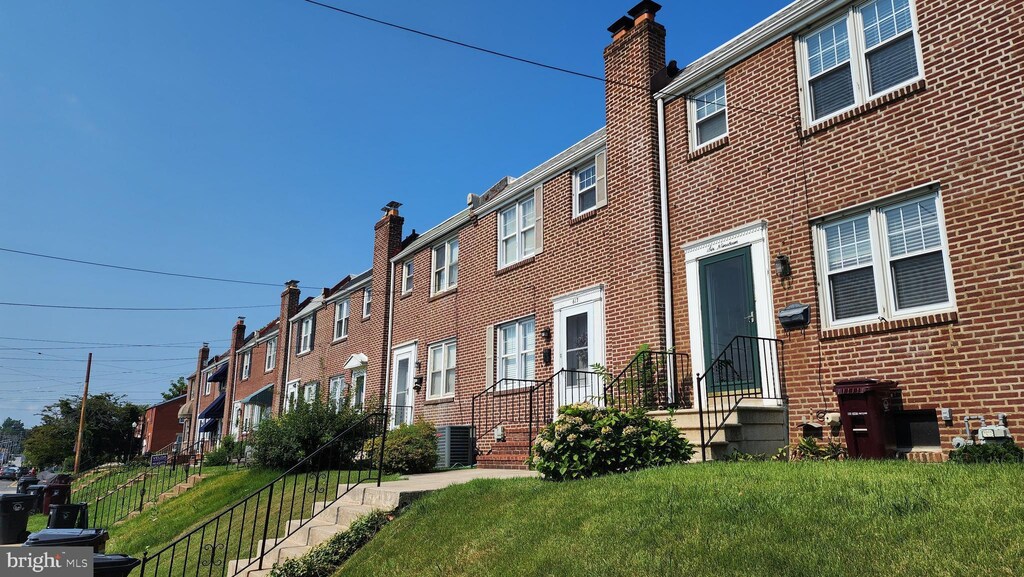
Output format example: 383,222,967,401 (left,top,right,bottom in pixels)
0,0,790,426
